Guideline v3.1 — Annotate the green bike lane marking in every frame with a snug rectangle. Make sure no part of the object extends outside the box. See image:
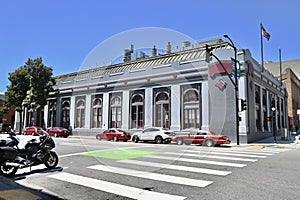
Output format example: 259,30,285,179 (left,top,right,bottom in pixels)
82,149,159,160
